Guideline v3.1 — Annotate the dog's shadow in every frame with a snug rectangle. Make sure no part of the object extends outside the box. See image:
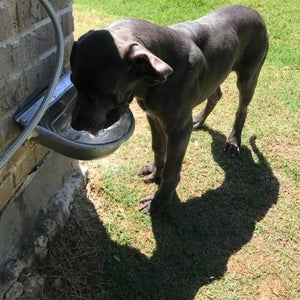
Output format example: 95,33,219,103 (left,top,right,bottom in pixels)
150,127,279,298
44,127,279,299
